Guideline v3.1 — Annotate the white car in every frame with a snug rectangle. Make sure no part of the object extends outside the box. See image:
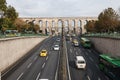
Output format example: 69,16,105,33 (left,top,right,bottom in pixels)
75,56,86,69
53,45,60,50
